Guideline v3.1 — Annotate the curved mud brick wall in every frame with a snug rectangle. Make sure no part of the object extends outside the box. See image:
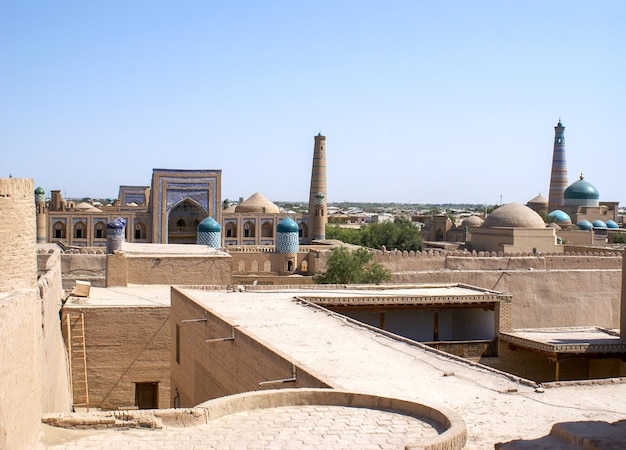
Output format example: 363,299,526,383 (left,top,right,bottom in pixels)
198,388,467,450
